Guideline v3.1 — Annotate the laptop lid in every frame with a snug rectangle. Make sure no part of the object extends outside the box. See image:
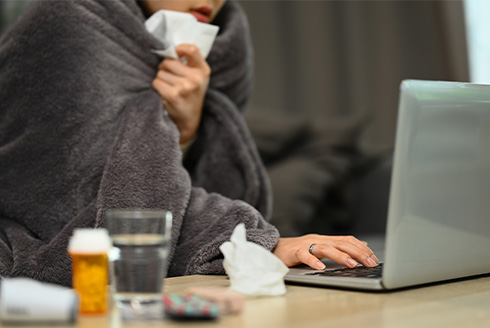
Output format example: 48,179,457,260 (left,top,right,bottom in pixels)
382,80,490,289
284,80,490,290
